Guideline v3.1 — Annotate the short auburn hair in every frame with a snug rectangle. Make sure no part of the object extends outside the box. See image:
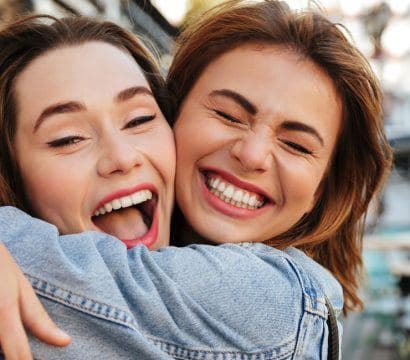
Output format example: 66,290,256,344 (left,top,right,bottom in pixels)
0,15,170,211
167,0,393,313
